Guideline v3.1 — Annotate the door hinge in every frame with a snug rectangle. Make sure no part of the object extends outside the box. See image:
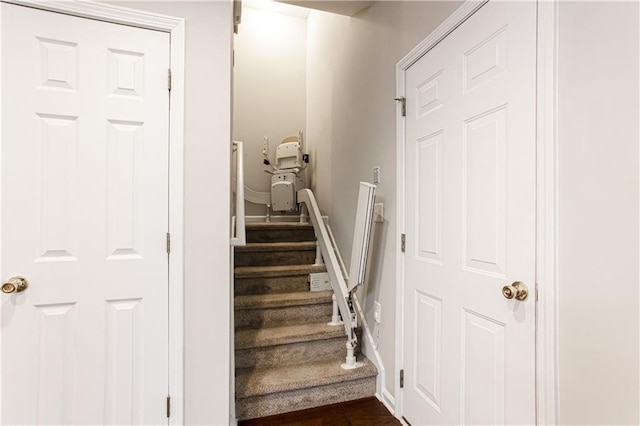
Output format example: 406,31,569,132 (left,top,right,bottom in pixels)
536,282,539,302
401,233,406,253
168,69,172,91
395,96,406,117
166,395,171,418
400,369,404,388
166,232,171,254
